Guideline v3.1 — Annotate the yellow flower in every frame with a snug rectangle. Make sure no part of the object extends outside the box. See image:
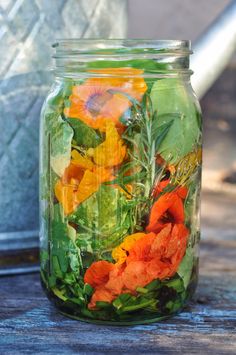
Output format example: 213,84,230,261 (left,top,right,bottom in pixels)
71,149,95,170
87,120,127,167
54,122,128,215
112,232,147,264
